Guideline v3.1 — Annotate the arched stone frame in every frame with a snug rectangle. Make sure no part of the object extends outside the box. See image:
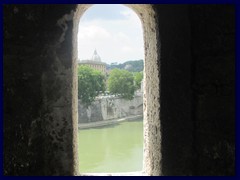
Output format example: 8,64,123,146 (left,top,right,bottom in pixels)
72,4,161,176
